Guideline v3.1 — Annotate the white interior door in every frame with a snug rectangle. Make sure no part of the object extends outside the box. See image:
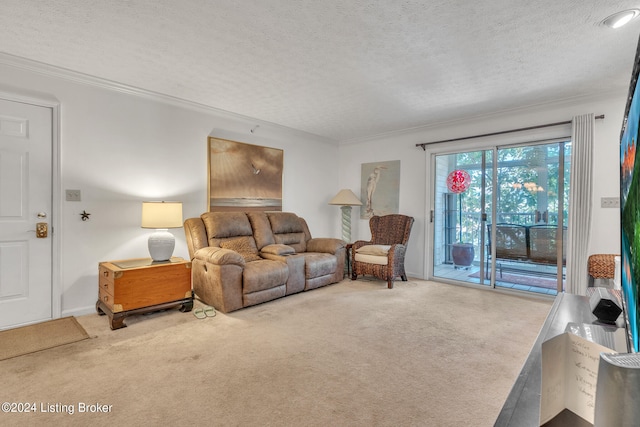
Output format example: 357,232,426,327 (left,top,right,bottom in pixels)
0,98,53,330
